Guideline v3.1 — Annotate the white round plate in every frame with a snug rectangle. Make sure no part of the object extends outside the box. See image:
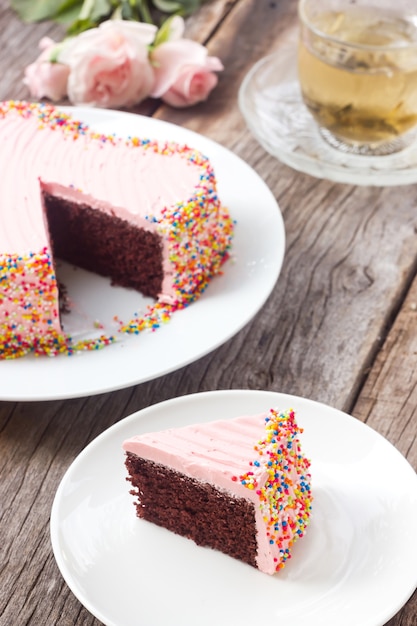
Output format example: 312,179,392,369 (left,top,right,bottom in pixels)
50,389,417,626
239,33,417,186
0,108,285,401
